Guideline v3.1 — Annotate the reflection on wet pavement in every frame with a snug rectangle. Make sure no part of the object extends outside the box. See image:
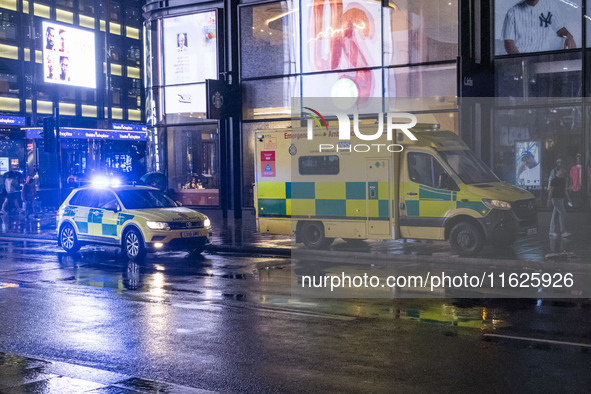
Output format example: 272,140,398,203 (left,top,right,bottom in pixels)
0,352,206,393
